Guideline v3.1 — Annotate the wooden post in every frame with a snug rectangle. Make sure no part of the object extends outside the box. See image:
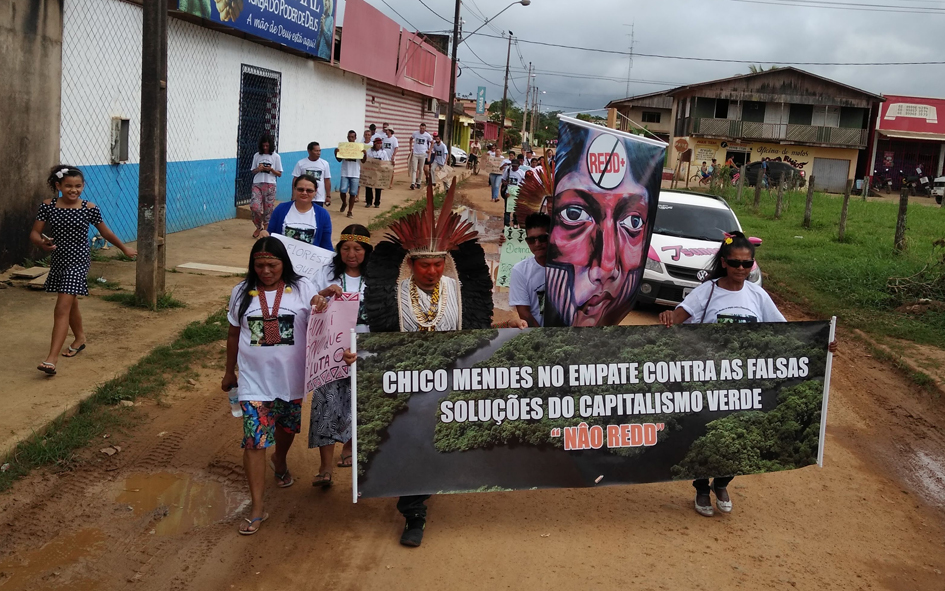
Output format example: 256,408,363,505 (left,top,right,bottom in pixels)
136,0,168,308
894,185,909,251
802,175,815,229
735,164,745,202
862,175,870,201
838,179,853,241
753,167,764,208
774,181,785,219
